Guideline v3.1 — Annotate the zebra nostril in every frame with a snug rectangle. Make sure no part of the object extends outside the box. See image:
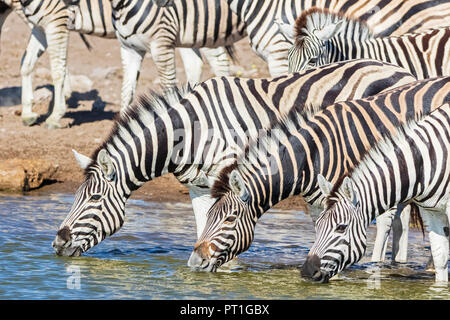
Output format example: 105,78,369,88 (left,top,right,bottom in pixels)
301,254,322,279
56,226,71,243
